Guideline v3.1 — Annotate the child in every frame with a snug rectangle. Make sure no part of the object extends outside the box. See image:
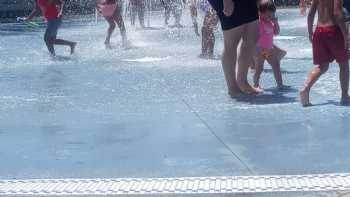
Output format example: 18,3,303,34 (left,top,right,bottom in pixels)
299,0,312,16
25,0,77,57
162,0,186,27
253,0,285,90
190,0,219,59
300,0,350,106
129,0,145,28
97,0,127,49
